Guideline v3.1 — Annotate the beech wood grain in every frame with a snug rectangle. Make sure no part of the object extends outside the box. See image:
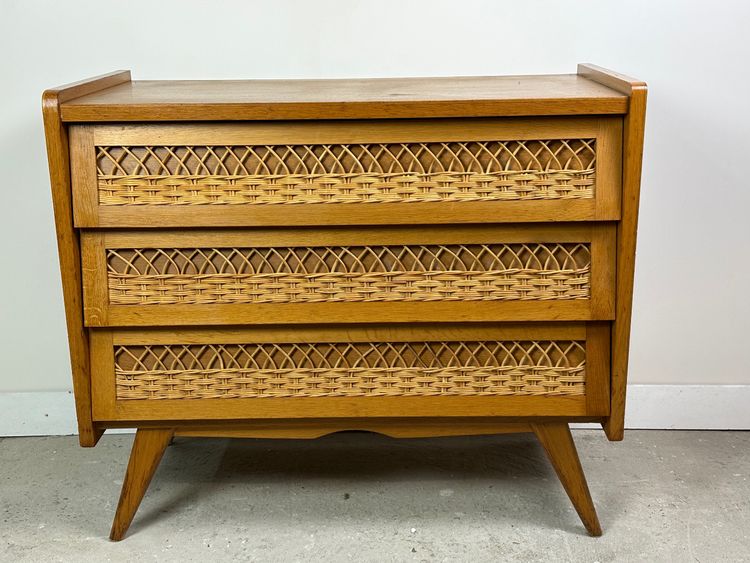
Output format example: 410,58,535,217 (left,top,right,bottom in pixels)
578,63,647,440
42,71,131,446
60,74,627,122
